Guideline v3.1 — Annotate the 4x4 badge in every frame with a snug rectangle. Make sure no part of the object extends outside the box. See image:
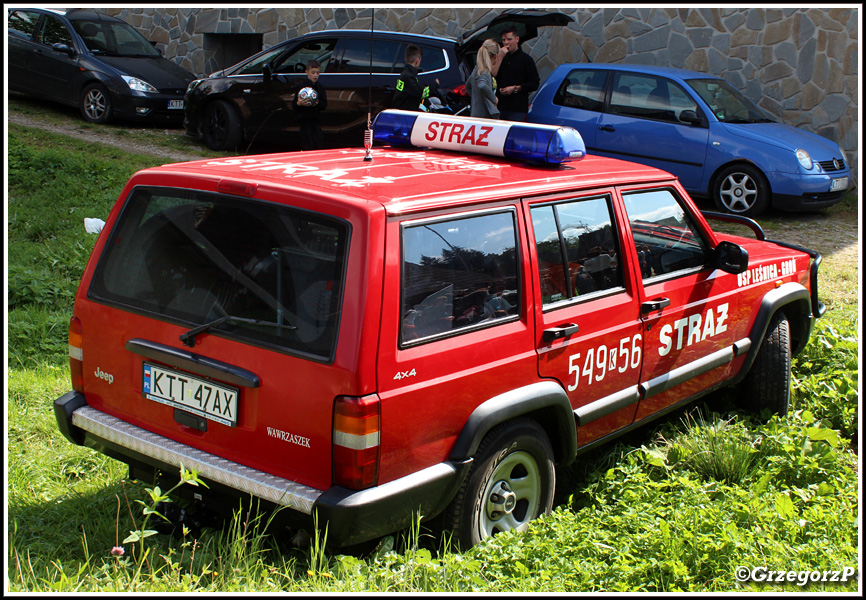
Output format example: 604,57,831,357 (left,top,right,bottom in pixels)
393,368,417,381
